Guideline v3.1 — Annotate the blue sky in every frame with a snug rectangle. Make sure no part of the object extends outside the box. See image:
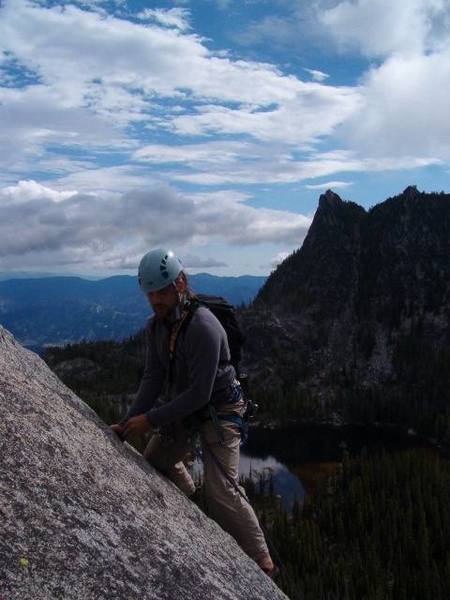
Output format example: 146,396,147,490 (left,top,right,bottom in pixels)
1,0,449,276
